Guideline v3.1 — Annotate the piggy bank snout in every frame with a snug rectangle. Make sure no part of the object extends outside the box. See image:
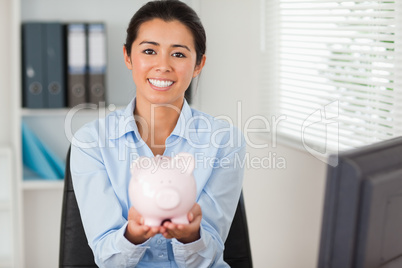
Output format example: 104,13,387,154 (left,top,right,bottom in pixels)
156,188,180,210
